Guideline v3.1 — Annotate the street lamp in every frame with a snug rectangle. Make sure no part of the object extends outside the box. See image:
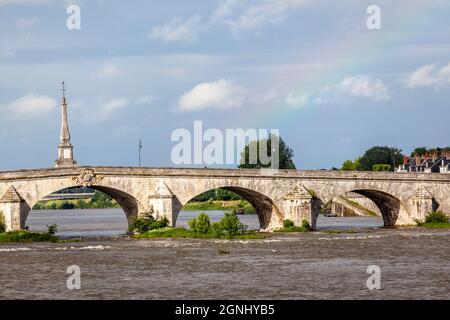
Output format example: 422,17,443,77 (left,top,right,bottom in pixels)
138,139,143,167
